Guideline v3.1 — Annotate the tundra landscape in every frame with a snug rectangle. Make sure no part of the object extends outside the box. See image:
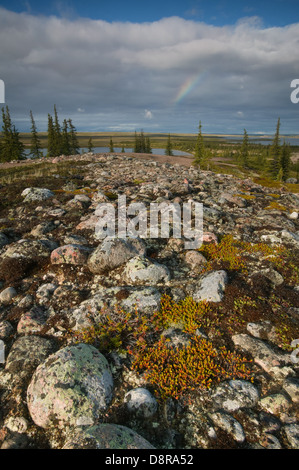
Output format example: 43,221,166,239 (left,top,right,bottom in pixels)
0,126,299,450
0,0,299,454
